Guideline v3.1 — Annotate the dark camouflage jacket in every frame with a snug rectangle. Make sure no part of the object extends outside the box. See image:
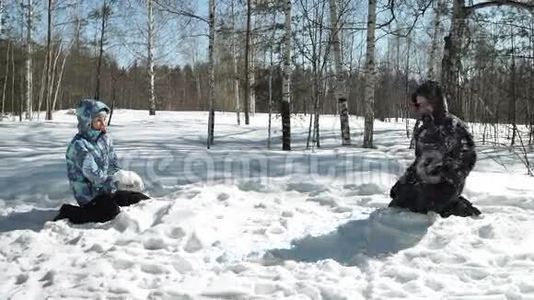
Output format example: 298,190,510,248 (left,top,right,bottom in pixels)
400,110,476,192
